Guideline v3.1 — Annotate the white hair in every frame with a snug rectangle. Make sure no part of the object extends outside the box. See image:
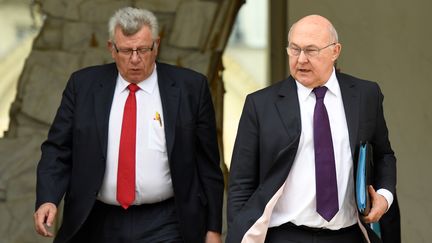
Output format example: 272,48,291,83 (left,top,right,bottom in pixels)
108,7,159,42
